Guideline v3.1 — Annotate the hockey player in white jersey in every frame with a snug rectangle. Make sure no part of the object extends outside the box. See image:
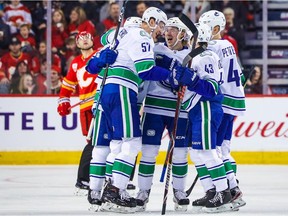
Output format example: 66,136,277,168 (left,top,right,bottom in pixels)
199,10,246,210
86,7,172,213
168,23,233,213
87,16,143,212
135,17,191,212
